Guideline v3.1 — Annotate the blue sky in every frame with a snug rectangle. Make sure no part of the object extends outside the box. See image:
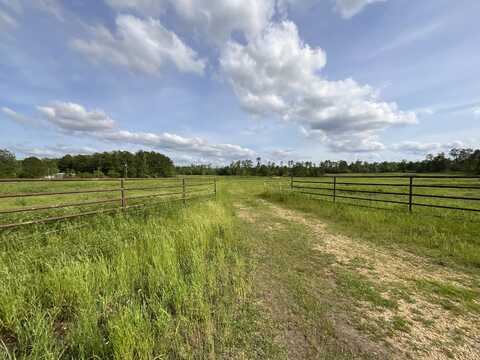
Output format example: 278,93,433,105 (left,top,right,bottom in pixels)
1,0,479,164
